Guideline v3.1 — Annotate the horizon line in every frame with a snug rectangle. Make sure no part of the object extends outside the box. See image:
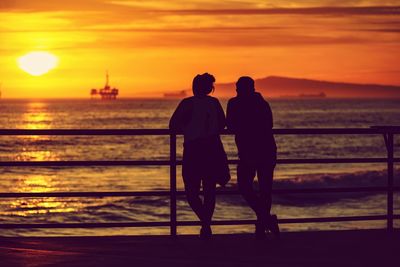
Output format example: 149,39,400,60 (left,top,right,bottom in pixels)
2,96,400,100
